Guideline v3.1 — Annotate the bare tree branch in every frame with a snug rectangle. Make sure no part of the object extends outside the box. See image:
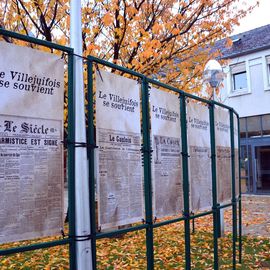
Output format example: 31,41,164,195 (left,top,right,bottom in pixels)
17,0,44,35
